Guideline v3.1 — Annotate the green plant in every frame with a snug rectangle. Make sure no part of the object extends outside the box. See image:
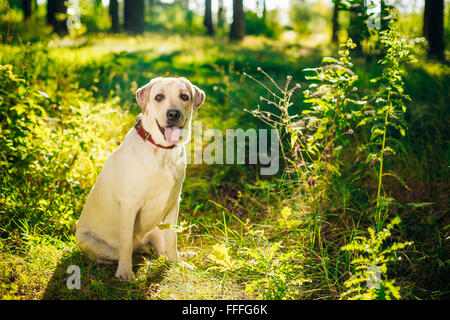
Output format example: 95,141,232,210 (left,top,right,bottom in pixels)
289,0,330,36
244,20,419,300
243,68,303,179
0,18,447,301
239,234,308,300
301,39,365,193
339,0,395,54
245,10,282,39
0,42,134,241
358,25,417,226
341,216,412,300
206,207,309,300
